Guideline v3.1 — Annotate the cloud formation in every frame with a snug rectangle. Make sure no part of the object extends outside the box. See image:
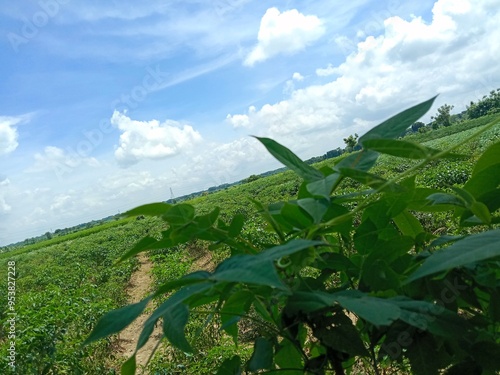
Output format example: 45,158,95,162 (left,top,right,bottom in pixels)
244,8,325,66
30,146,100,178
231,0,500,154
111,111,202,166
0,116,24,155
